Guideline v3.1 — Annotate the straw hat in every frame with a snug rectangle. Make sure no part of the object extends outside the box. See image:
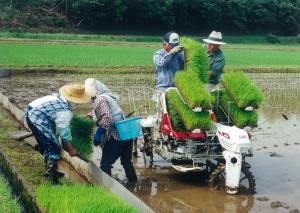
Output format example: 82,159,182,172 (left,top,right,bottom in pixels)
59,82,95,104
203,31,226,45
